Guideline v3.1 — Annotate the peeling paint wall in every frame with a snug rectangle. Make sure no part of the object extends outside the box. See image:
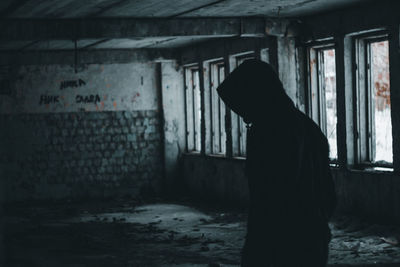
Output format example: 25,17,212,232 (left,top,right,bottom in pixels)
161,61,186,194
277,37,299,107
0,62,163,201
0,63,158,114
